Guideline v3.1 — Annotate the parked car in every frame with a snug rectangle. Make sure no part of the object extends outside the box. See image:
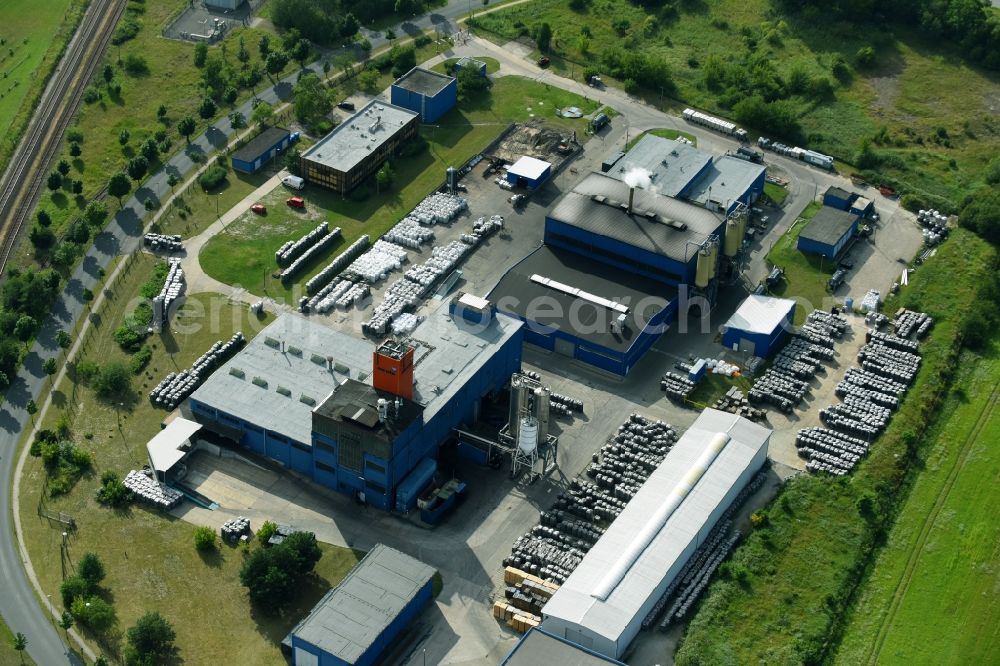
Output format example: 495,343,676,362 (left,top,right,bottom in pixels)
537,56,550,67
337,101,355,111
251,204,267,215
286,197,305,209
838,257,855,269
